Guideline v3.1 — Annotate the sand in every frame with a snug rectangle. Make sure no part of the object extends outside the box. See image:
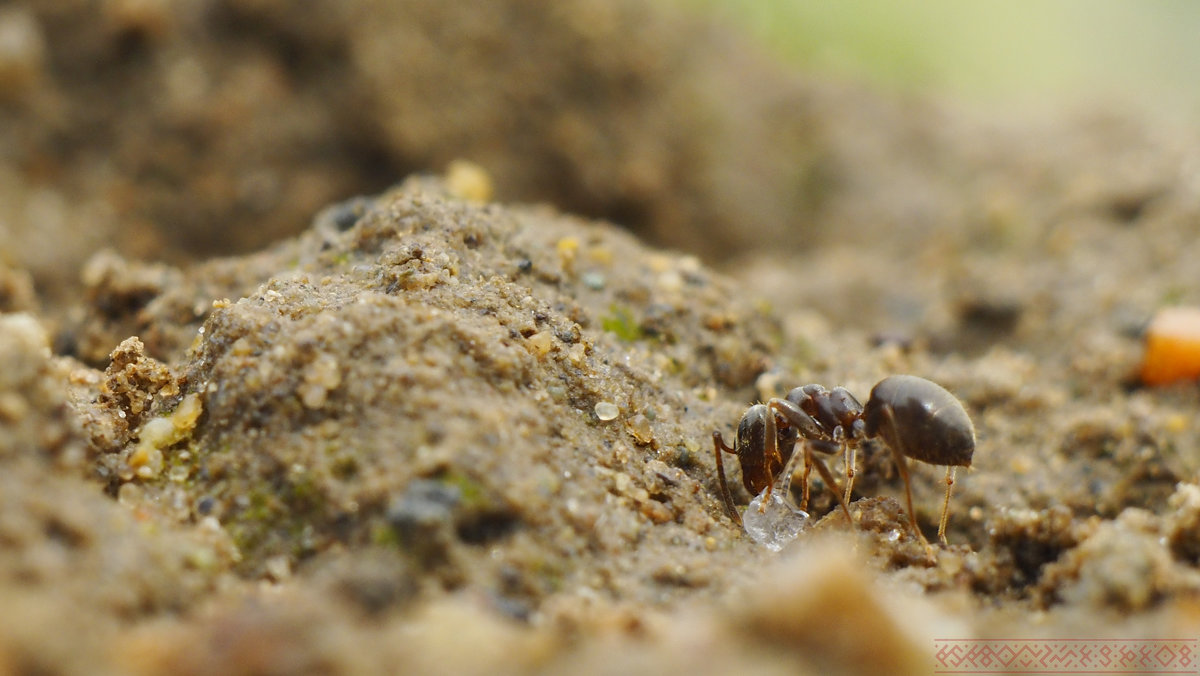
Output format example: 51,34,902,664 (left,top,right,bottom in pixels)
3,1,1200,674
